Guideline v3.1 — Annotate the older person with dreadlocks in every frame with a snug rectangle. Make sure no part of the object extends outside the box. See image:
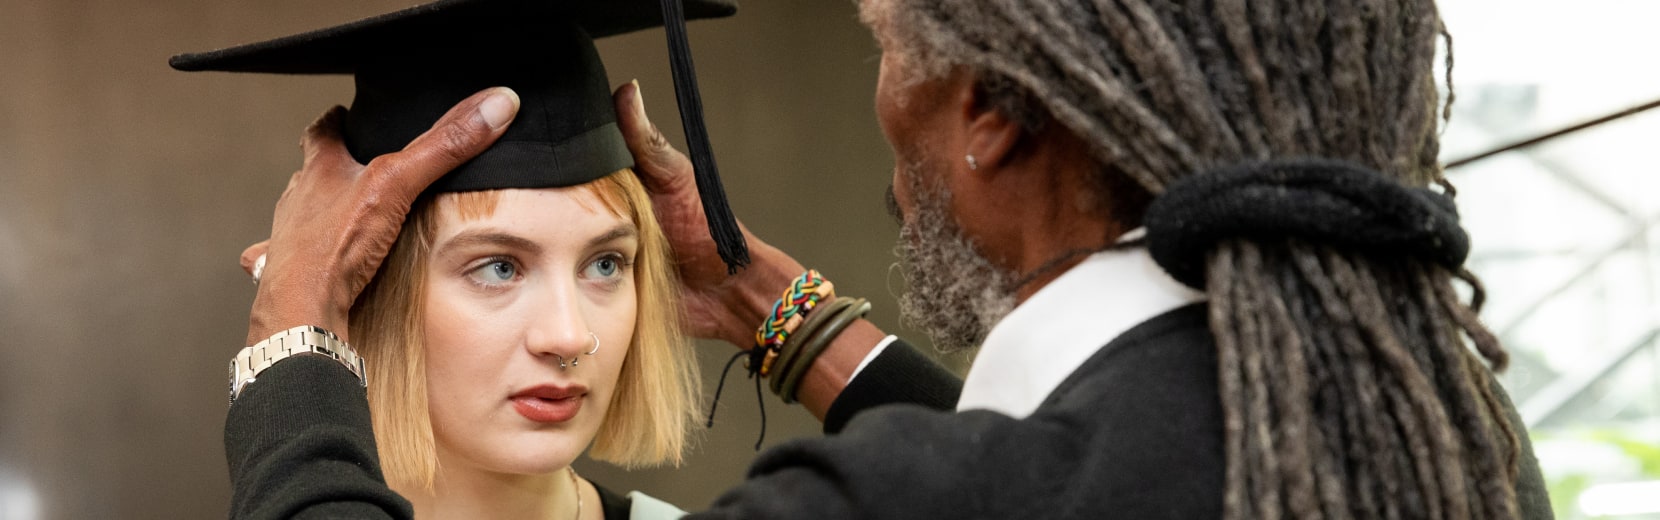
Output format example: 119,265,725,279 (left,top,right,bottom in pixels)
221,0,1553,518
